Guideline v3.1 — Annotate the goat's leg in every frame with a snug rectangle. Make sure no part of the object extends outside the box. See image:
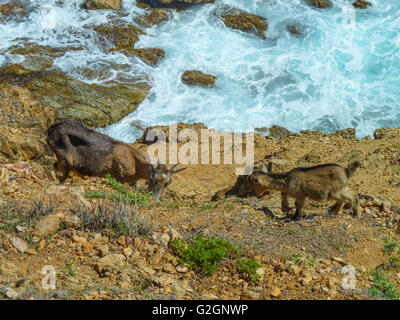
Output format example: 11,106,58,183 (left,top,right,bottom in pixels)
54,160,70,183
292,197,306,220
341,188,362,218
131,180,138,189
329,201,344,215
328,192,345,215
281,192,290,213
